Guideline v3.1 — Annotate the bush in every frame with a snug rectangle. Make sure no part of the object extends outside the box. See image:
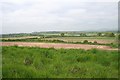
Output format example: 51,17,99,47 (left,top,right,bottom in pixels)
97,33,102,36
93,41,98,44
61,33,65,37
83,40,88,43
105,32,115,37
